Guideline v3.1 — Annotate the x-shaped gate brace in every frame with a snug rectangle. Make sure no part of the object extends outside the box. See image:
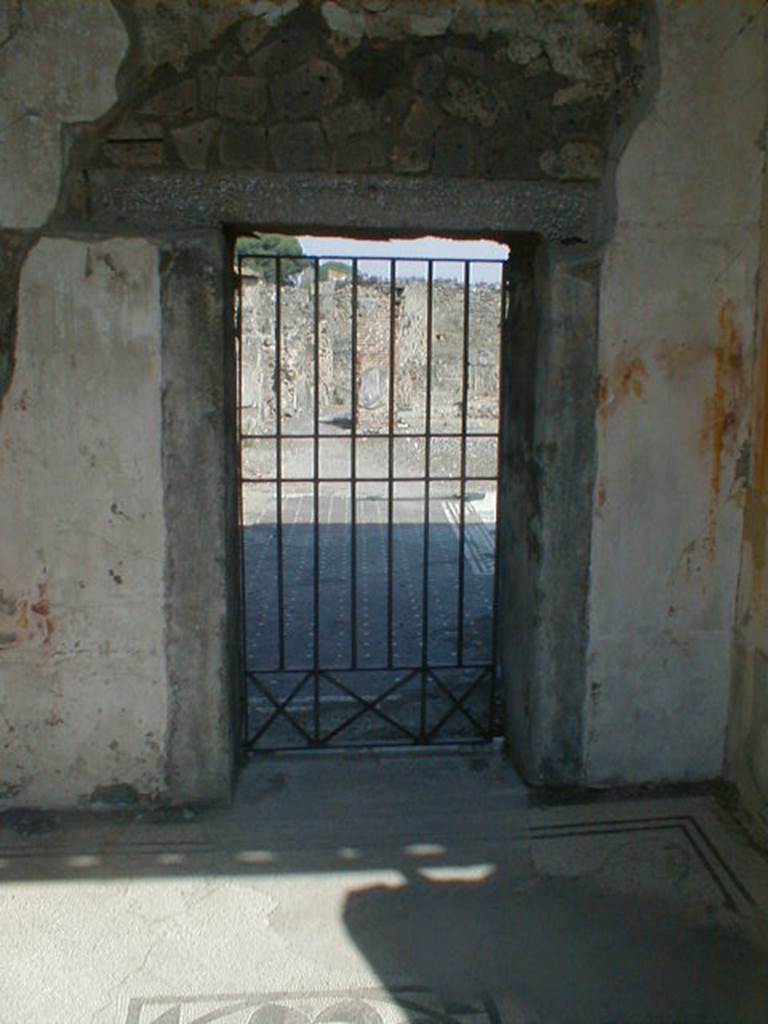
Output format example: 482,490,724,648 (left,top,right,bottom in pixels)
245,666,496,751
